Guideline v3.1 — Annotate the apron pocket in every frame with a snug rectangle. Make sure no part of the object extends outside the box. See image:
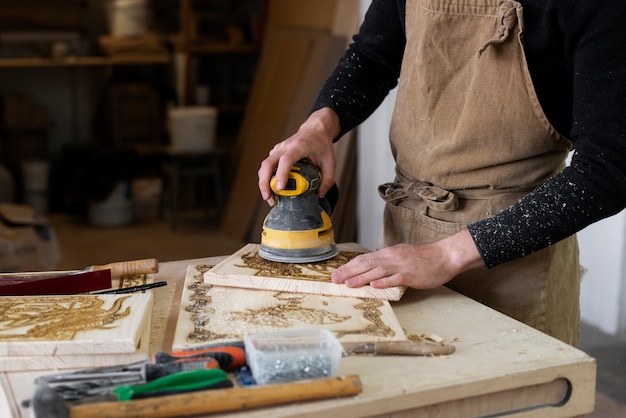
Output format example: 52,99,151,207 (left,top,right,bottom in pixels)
382,201,467,247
